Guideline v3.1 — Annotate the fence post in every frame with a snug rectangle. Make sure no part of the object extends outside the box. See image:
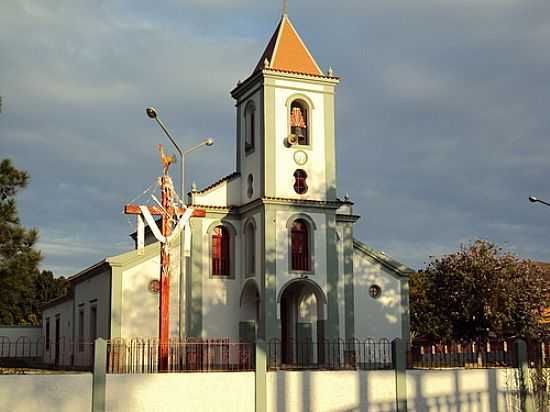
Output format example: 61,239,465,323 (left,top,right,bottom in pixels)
255,339,267,412
513,339,535,412
92,338,107,412
392,338,408,412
